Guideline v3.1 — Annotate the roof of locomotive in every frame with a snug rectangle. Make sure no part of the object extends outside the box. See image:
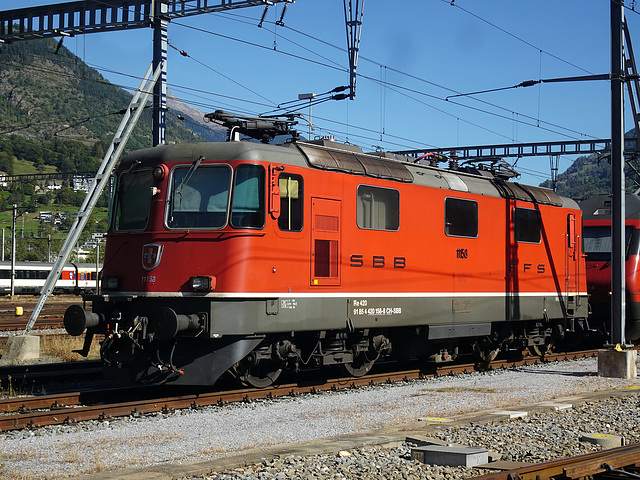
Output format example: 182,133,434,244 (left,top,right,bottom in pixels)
580,193,640,221
119,140,577,209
